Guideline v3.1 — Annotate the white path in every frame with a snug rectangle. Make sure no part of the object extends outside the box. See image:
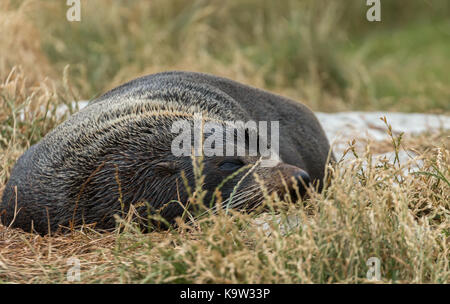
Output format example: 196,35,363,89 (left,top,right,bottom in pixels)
316,111,449,162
